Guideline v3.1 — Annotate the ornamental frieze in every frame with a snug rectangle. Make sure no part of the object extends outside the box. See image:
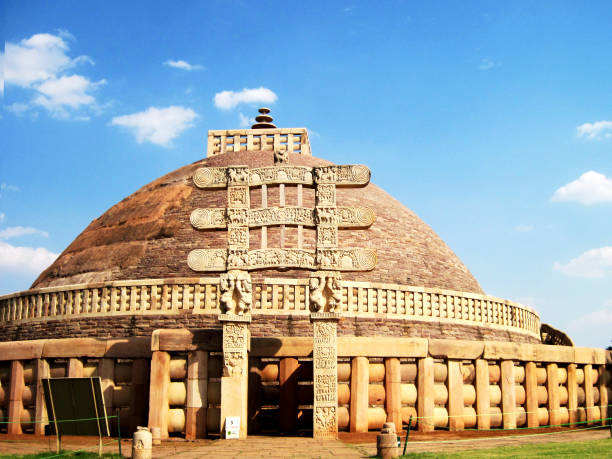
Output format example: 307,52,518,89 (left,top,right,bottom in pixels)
192,165,371,189
190,206,375,229
187,248,377,272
